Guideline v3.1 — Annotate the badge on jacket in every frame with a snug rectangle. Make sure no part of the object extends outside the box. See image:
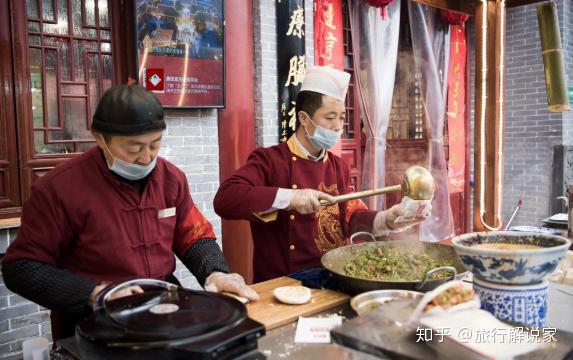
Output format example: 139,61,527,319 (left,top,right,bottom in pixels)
158,207,176,219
